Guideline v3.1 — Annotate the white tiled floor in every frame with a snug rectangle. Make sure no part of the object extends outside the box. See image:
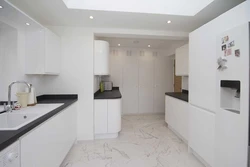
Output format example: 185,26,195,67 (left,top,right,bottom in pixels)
61,114,205,167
